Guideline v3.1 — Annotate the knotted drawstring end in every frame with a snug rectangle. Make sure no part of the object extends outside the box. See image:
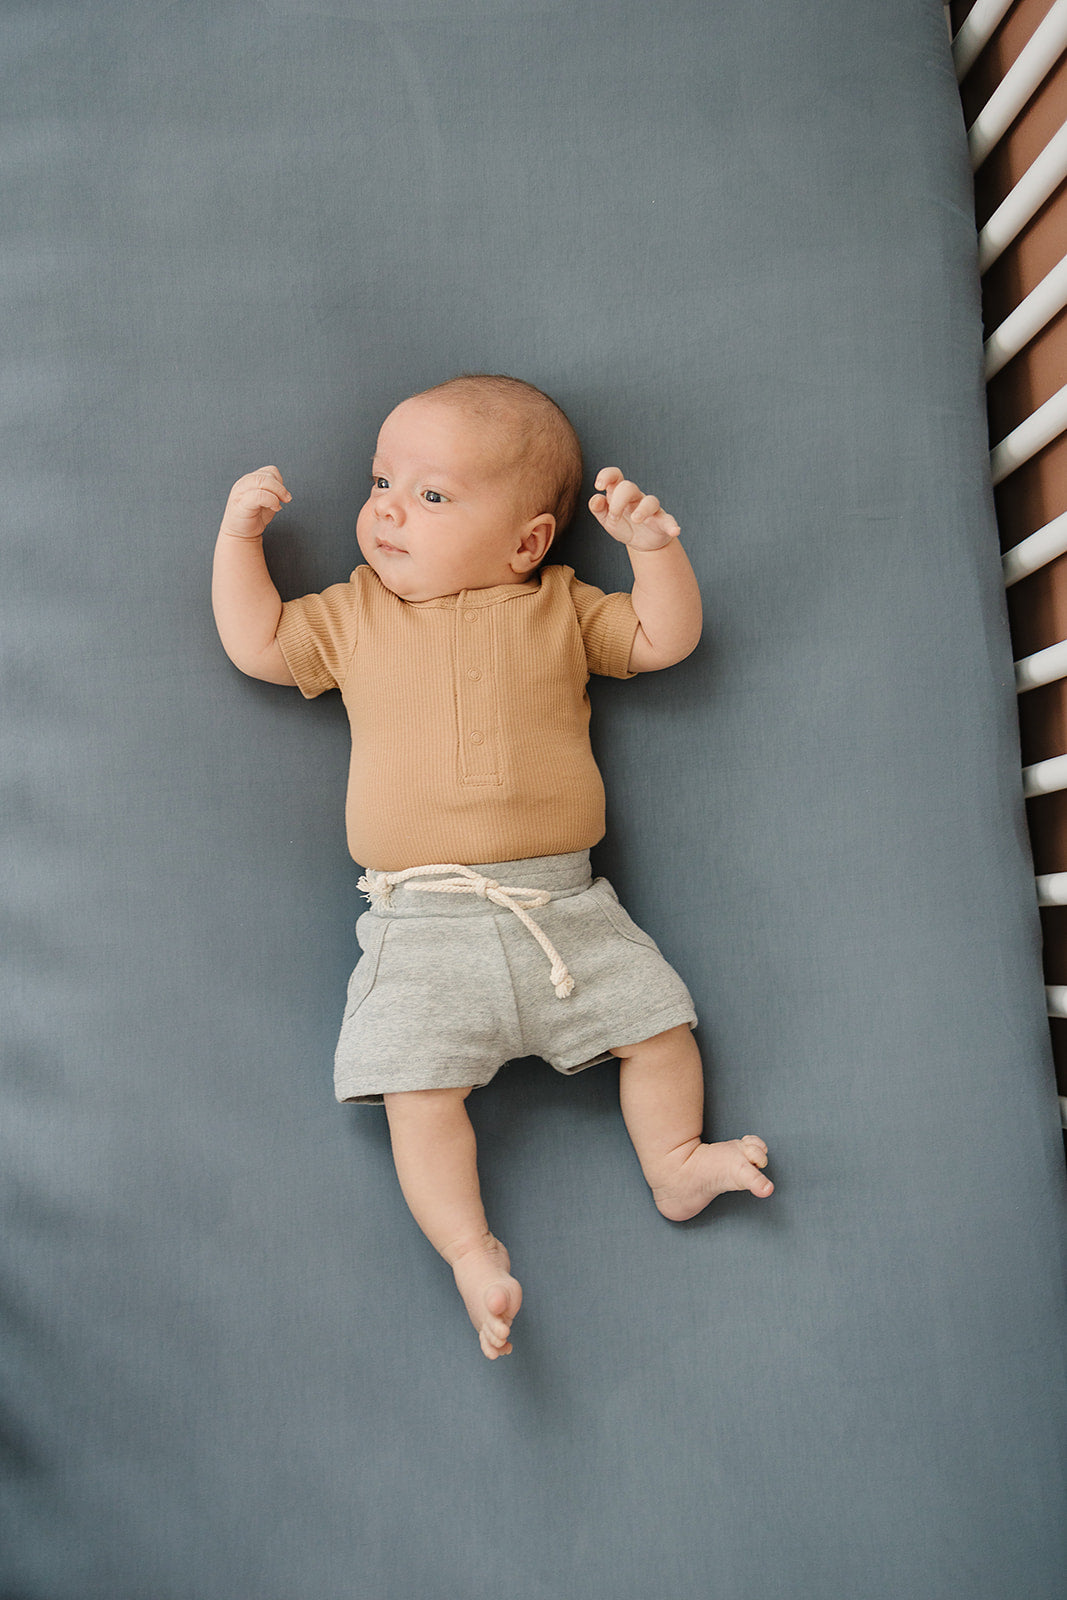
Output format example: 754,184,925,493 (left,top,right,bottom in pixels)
358,871,394,905
552,966,575,999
